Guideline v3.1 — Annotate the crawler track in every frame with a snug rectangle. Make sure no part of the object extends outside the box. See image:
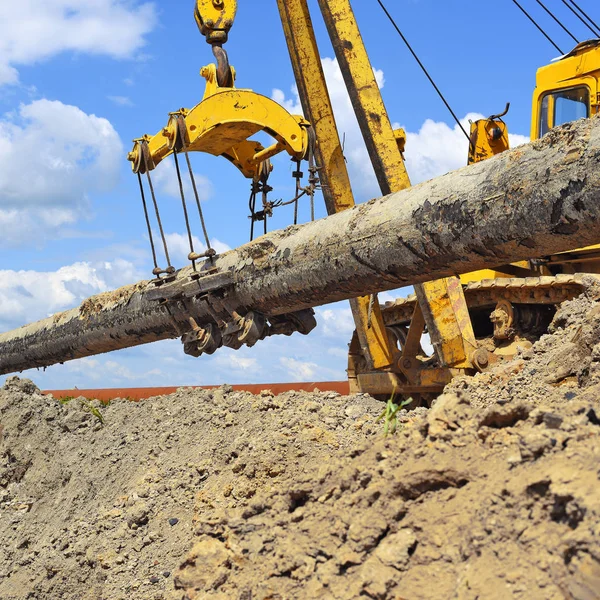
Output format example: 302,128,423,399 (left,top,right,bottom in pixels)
381,274,593,327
